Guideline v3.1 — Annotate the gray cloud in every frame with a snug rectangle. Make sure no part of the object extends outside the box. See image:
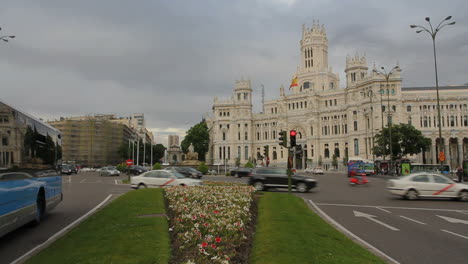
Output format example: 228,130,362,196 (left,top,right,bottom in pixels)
1,0,467,145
